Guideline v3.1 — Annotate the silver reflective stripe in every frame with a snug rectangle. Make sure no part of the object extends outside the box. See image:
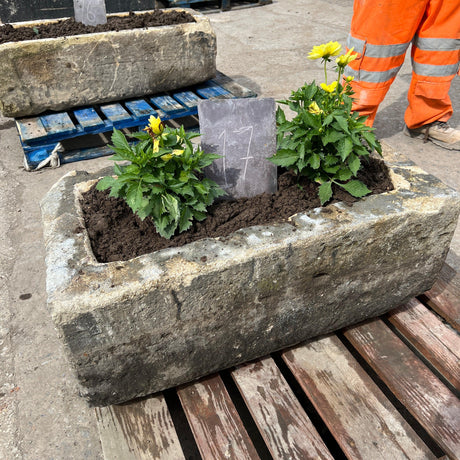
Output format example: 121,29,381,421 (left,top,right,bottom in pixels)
347,33,410,57
414,36,460,51
347,34,365,53
344,65,401,83
412,60,460,76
